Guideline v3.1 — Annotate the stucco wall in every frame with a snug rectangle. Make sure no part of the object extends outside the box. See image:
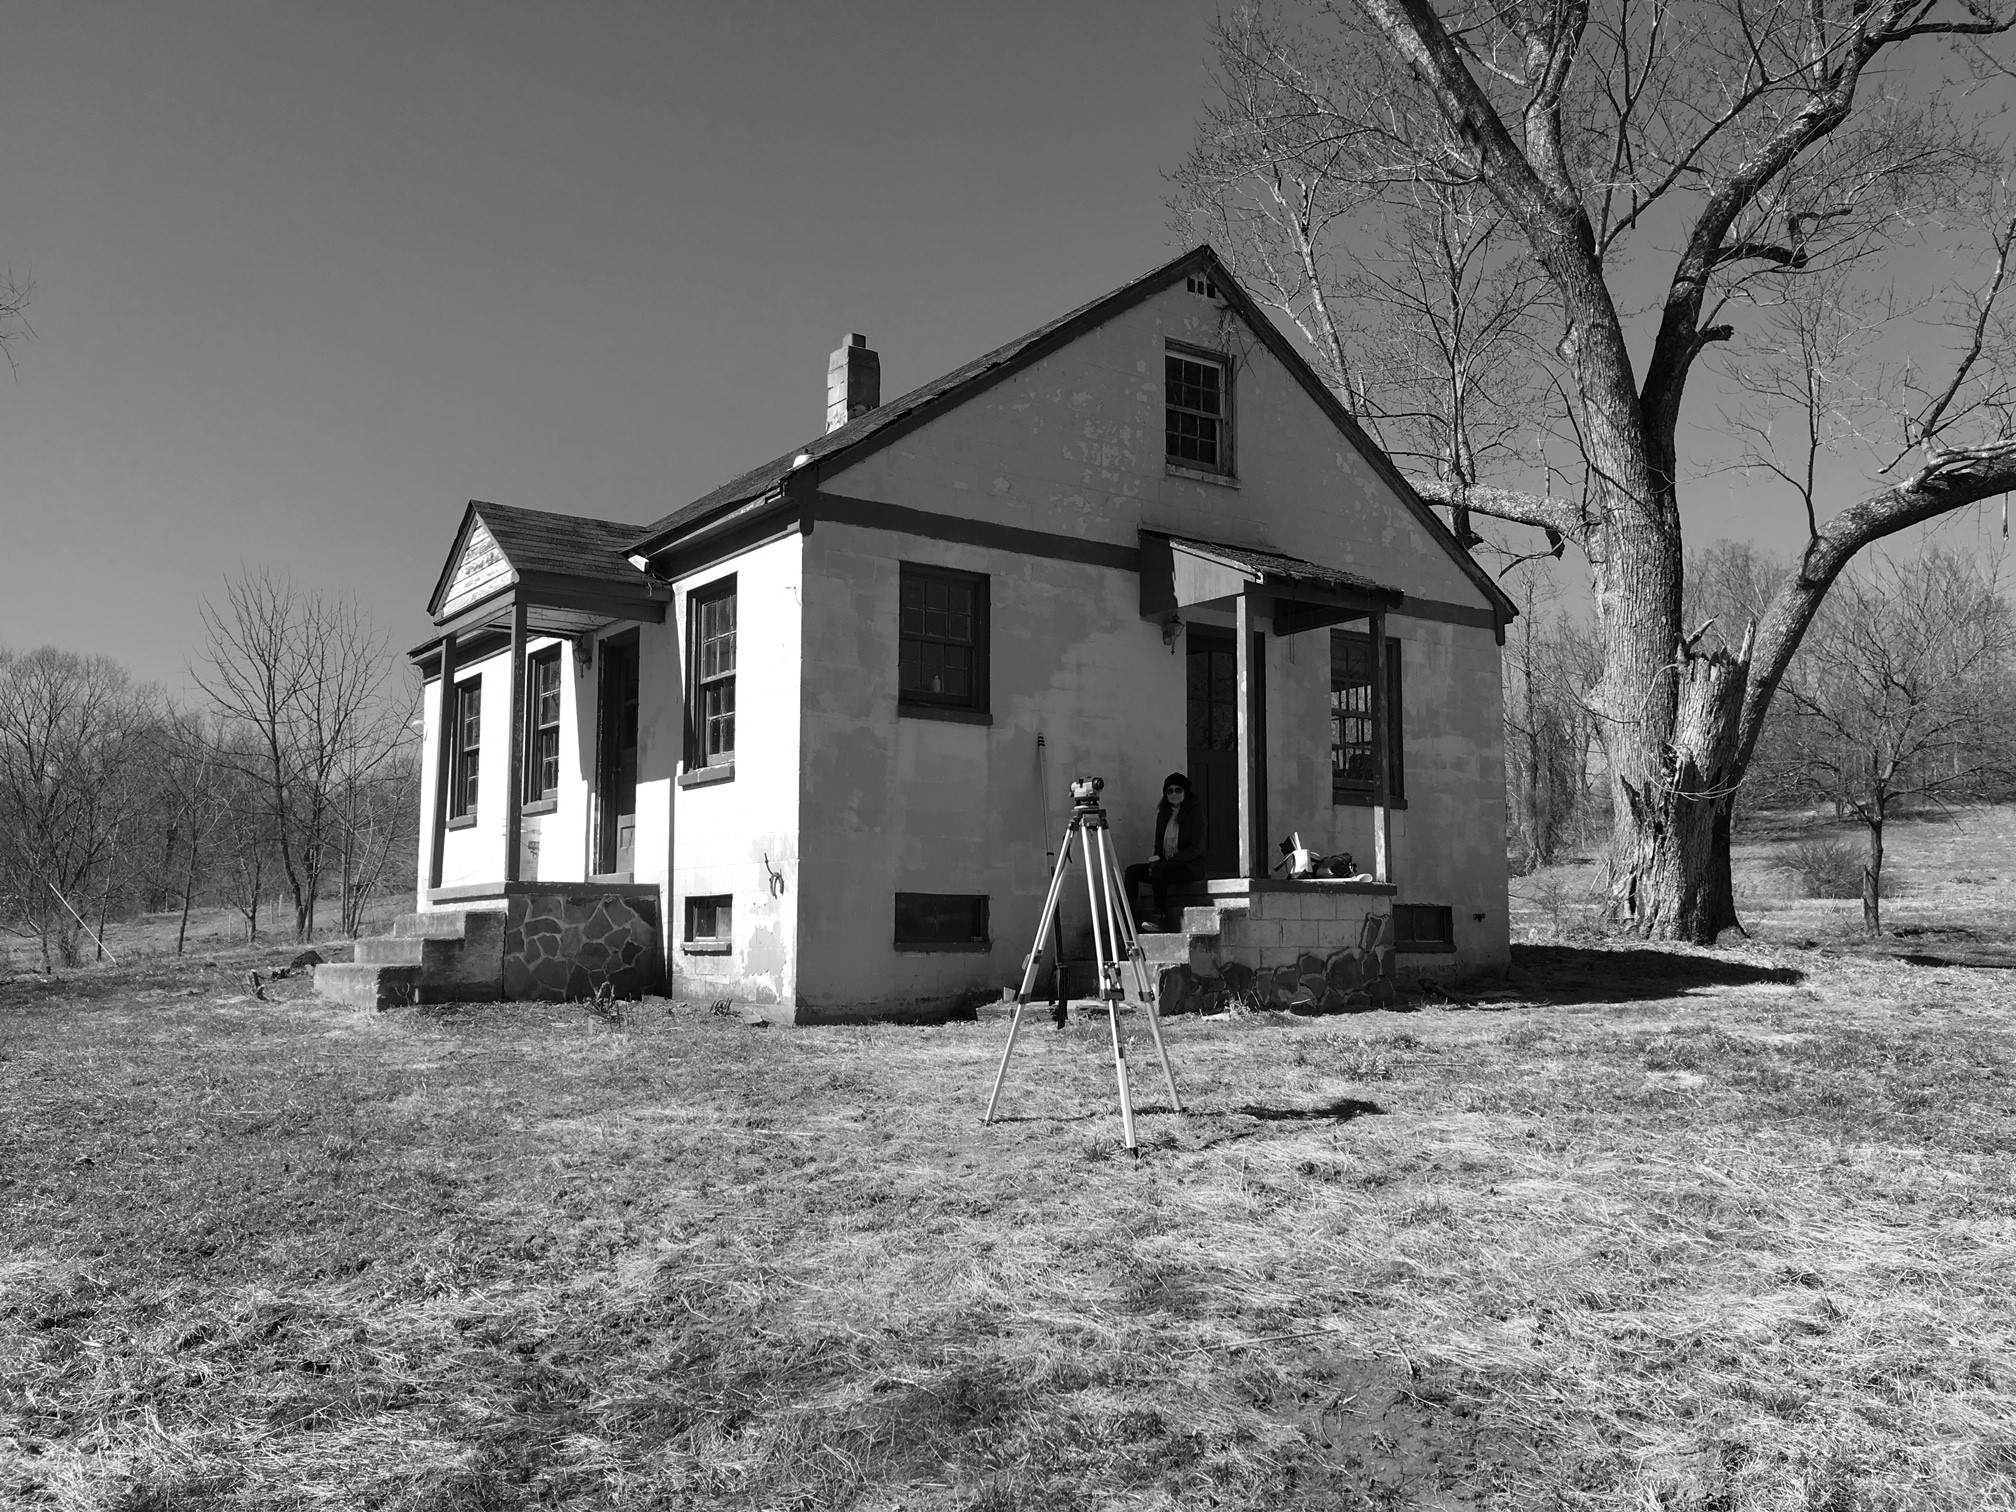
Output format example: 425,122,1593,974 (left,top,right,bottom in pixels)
796,523,1187,1018
666,534,803,1004
821,281,1487,609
